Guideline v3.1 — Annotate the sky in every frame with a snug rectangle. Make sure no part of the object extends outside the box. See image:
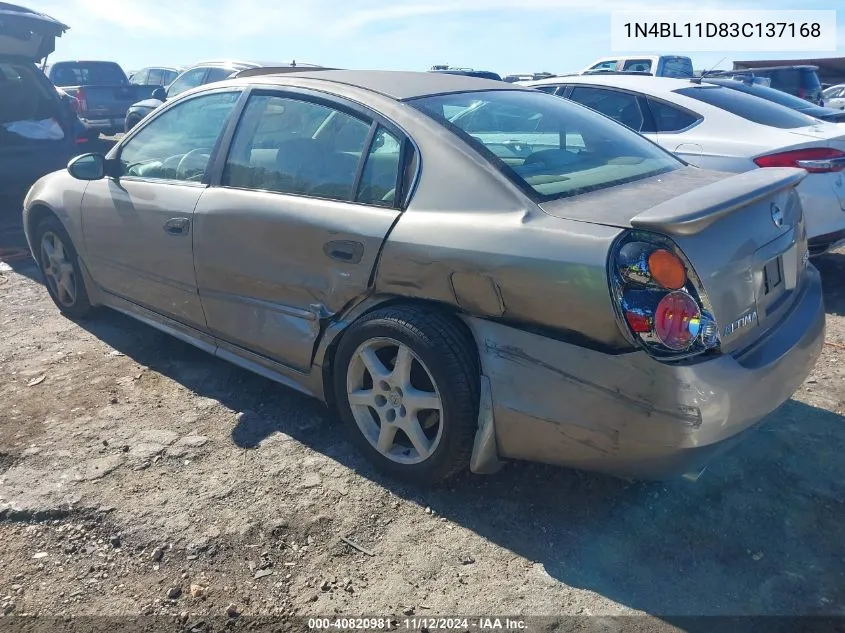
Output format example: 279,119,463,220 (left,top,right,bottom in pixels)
23,0,845,76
